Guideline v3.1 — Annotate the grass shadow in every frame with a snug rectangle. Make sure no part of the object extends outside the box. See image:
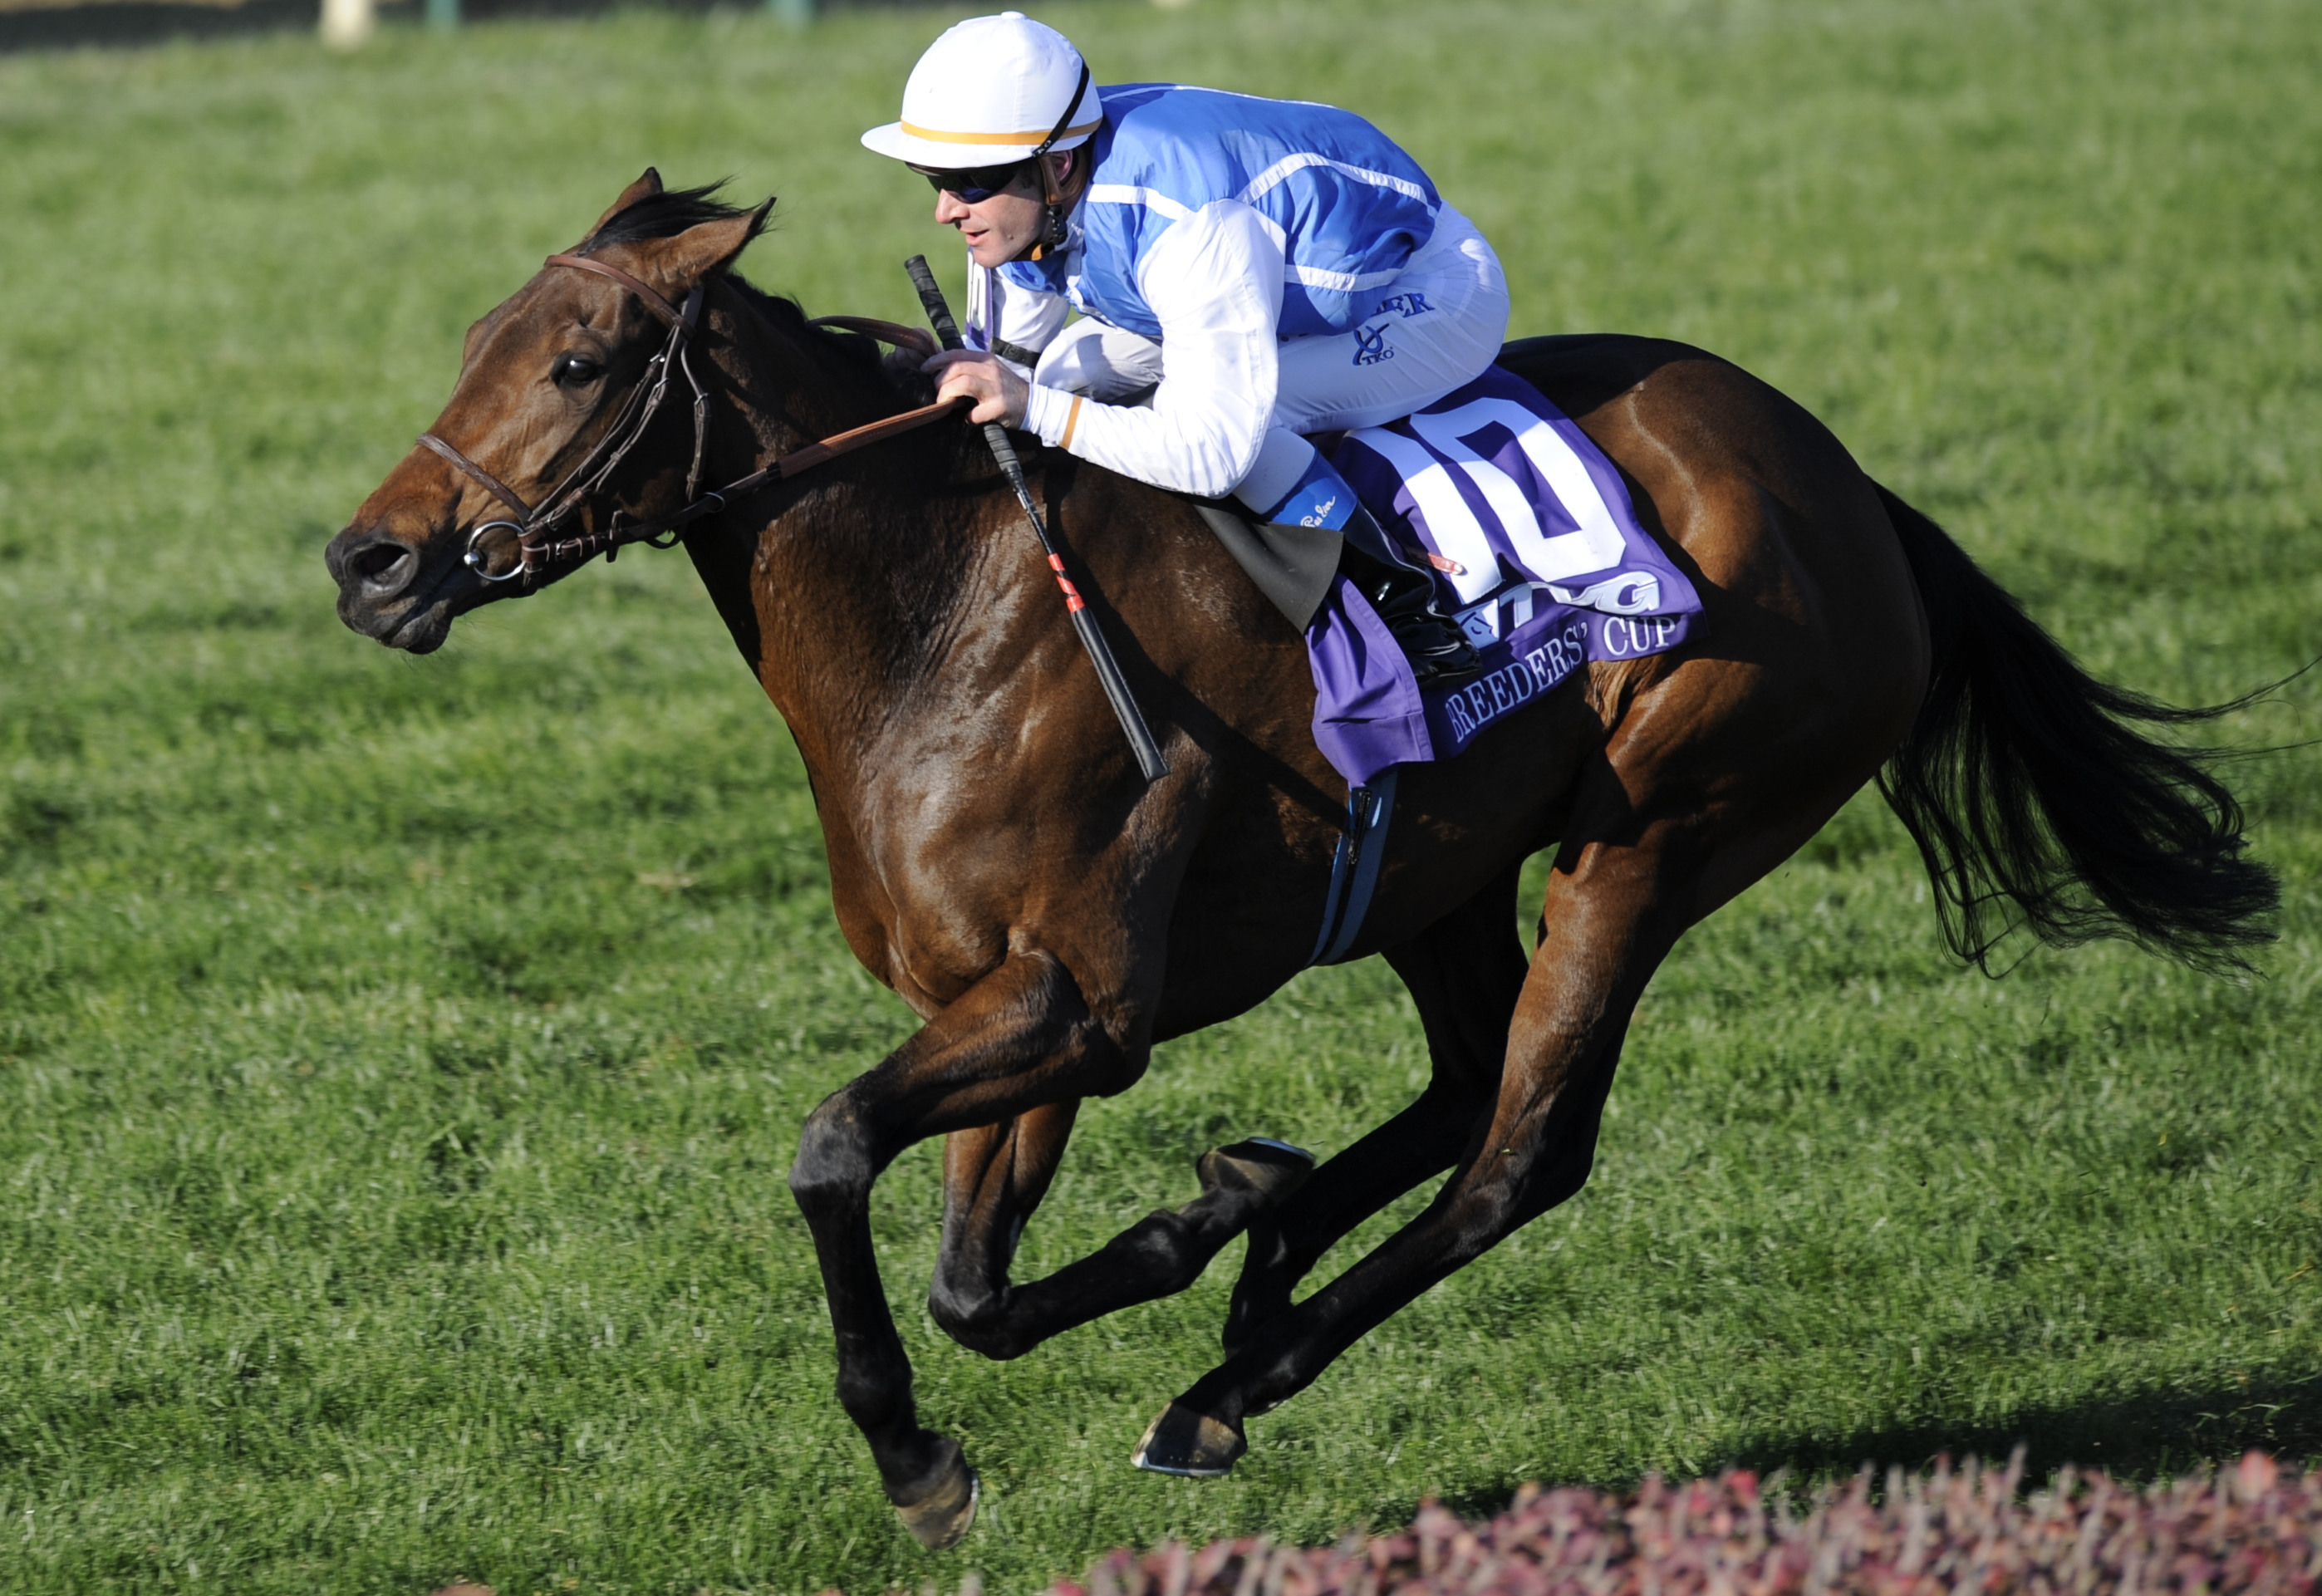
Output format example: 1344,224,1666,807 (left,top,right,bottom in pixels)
1724,1371,2322,1489
1420,1371,2322,1525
